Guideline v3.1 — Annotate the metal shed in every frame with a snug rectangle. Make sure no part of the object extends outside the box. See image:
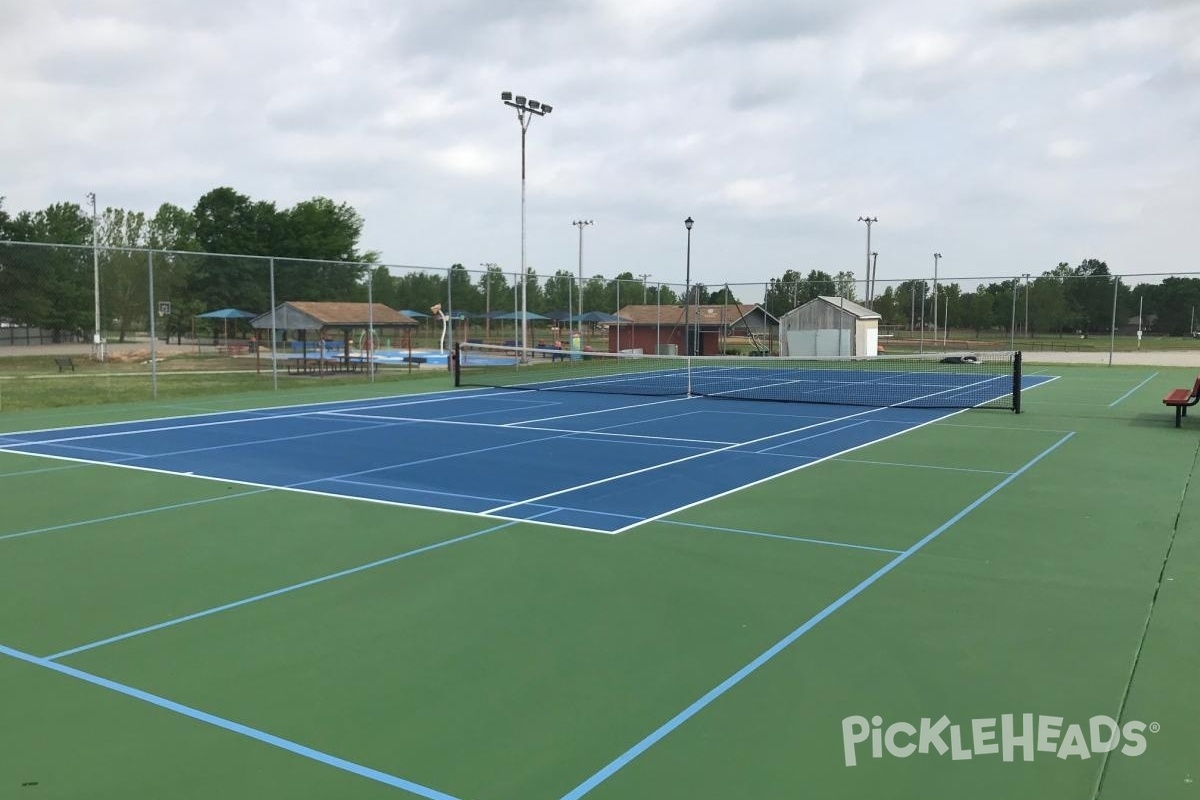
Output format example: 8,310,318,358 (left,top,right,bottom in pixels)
779,296,881,357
